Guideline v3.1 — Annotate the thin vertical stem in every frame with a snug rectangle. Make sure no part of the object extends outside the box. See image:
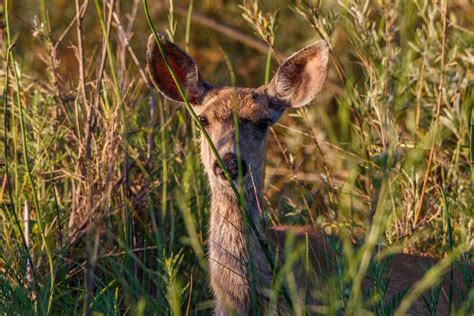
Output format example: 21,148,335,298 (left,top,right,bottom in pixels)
74,0,89,143
414,0,448,226
184,0,193,53
23,201,32,288
264,47,272,85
